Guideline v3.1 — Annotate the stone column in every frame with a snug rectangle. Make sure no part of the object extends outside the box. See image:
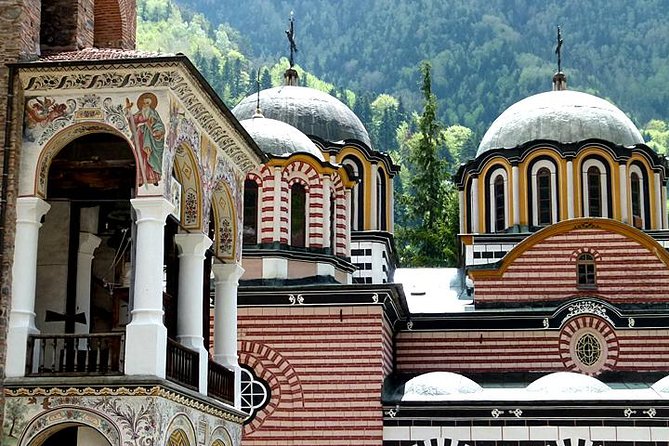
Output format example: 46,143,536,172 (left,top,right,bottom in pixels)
344,189,352,257
322,175,332,250
175,233,212,394
272,166,282,243
619,164,628,224
471,177,479,233
458,190,465,233
566,160,575,219
662,184,668,229
655,172,663,229
6,197,50,377
124,197,173,377
370,163,379,230
512,165,520,226
75,232,102,344
212,262,245,409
